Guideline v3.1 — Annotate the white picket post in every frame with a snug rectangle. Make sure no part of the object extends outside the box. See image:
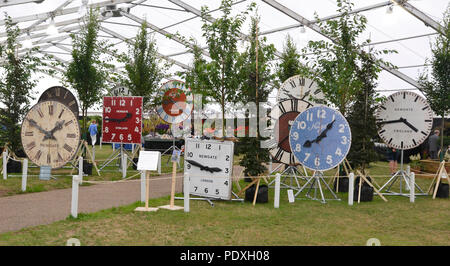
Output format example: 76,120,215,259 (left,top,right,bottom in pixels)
71,175,79,218
122,153,127,179
348,173,354,206
140,171,146,203
78,156,83,184
21,159,28,192
184,173,190,213
410,172,415,203
274,173,281,208
406,165,411,191
269,158,273,173
3,151,7,180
